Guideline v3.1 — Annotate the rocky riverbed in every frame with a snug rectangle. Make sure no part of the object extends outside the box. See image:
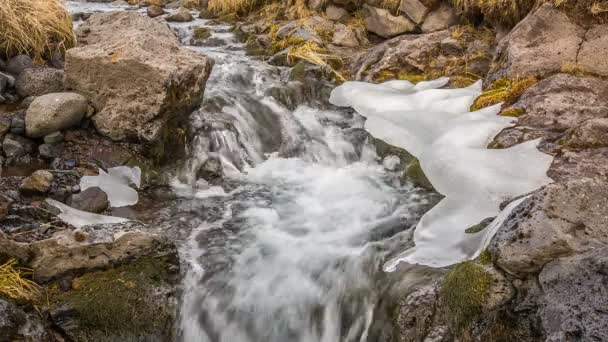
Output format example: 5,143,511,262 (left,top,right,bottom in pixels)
1,0,607,341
